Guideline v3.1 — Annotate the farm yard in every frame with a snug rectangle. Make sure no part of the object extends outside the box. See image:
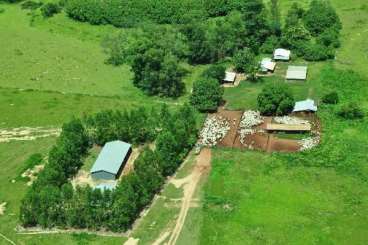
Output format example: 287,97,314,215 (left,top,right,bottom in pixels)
0,0,368,245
